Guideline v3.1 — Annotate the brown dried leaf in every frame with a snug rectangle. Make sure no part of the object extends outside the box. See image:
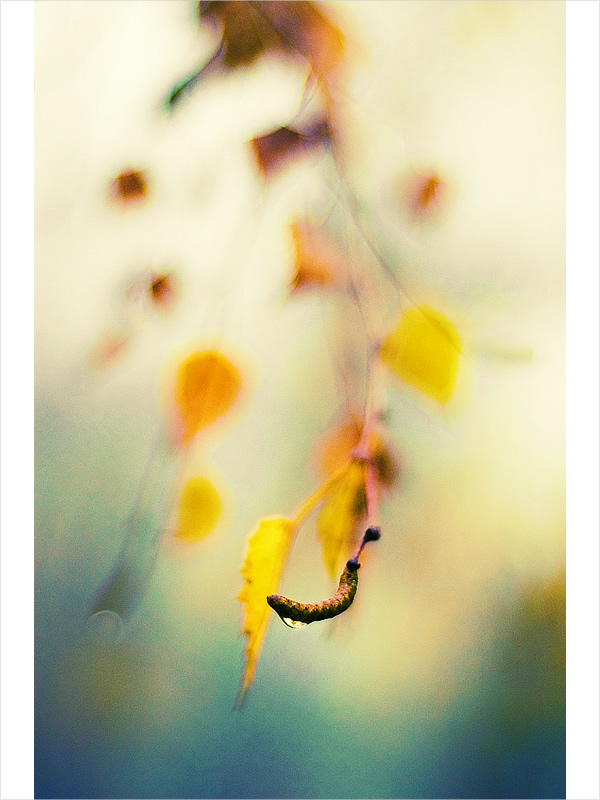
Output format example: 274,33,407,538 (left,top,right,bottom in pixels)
200,1,345,80
251,119,330,179
109,169,148,205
